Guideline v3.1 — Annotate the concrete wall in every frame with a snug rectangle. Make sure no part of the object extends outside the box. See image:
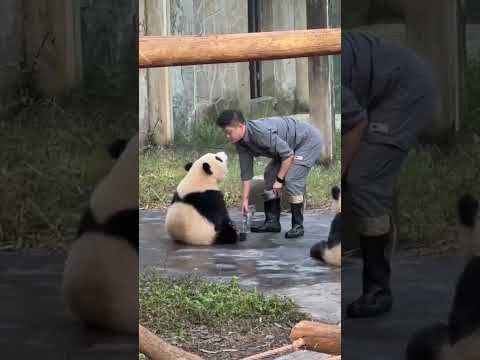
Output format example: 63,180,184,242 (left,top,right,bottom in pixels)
166,0,318,138
343,0,467,142
259,0,298,115
0,0,24,111
169,0,250,136
79,0,137,95
1,0,136,113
